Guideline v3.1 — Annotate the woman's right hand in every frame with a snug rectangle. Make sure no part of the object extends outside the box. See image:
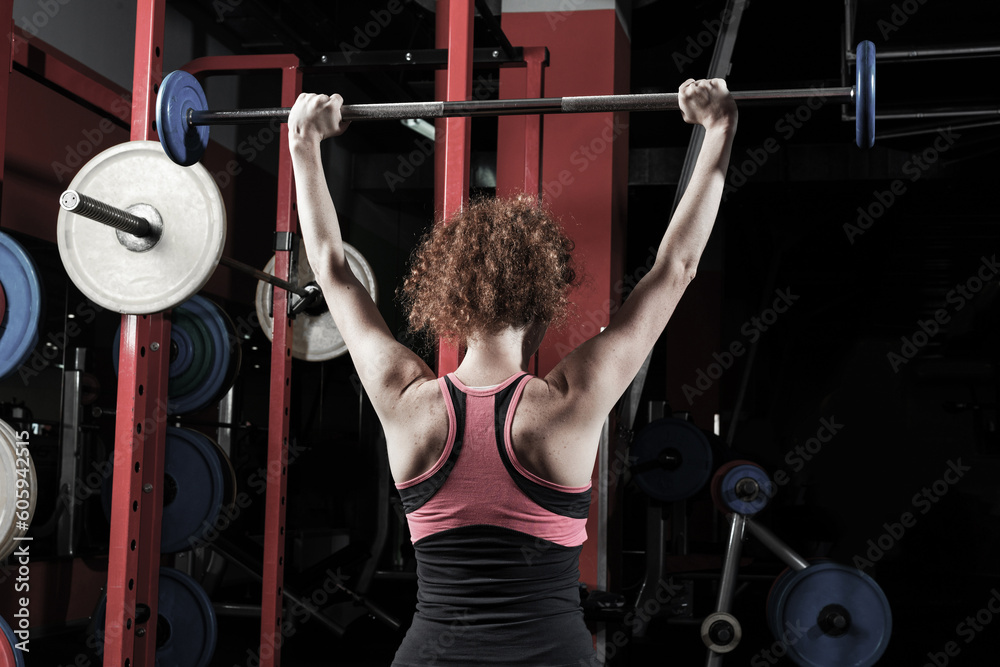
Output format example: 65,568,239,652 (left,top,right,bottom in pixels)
287,92,351,145
678,78,737,131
